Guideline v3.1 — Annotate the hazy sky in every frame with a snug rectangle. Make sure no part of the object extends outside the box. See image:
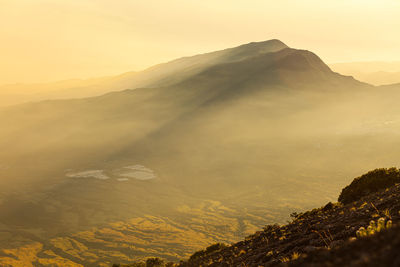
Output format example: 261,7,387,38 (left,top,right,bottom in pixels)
1,0,399,84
